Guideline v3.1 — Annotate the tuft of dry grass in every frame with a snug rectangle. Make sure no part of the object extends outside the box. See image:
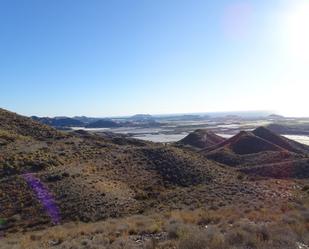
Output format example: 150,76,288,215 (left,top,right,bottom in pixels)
0,201,309,249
